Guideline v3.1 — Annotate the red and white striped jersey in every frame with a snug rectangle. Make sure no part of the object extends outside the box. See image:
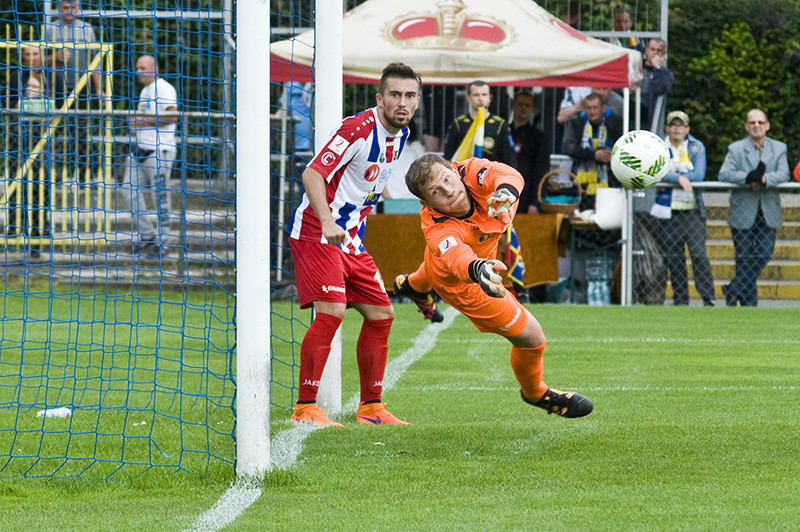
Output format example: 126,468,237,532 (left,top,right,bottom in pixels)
289,107,410,255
